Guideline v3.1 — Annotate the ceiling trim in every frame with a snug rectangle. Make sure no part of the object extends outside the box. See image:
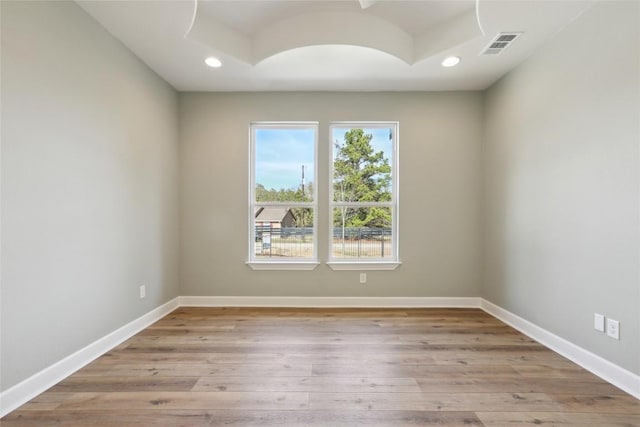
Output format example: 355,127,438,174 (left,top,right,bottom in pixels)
184,0,199,38
185,0,483,66
414,9,482,63
187,5,253,63
254,11,414,65
76,0,597,91
358,0,378,10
